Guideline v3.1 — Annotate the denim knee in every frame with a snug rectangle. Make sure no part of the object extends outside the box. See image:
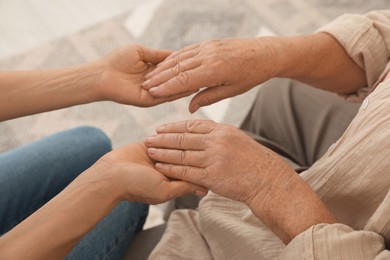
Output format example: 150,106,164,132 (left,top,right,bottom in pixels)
52,126,112,173
0,126,112,235
70,126,112,158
